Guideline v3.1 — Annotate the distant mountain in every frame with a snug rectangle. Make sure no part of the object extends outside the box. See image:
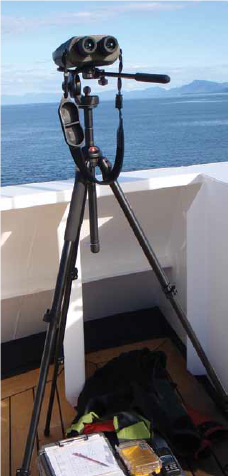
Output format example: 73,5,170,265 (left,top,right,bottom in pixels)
2,80,228,105
100,80,228,100
97,86,167,101
168,80,228,96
